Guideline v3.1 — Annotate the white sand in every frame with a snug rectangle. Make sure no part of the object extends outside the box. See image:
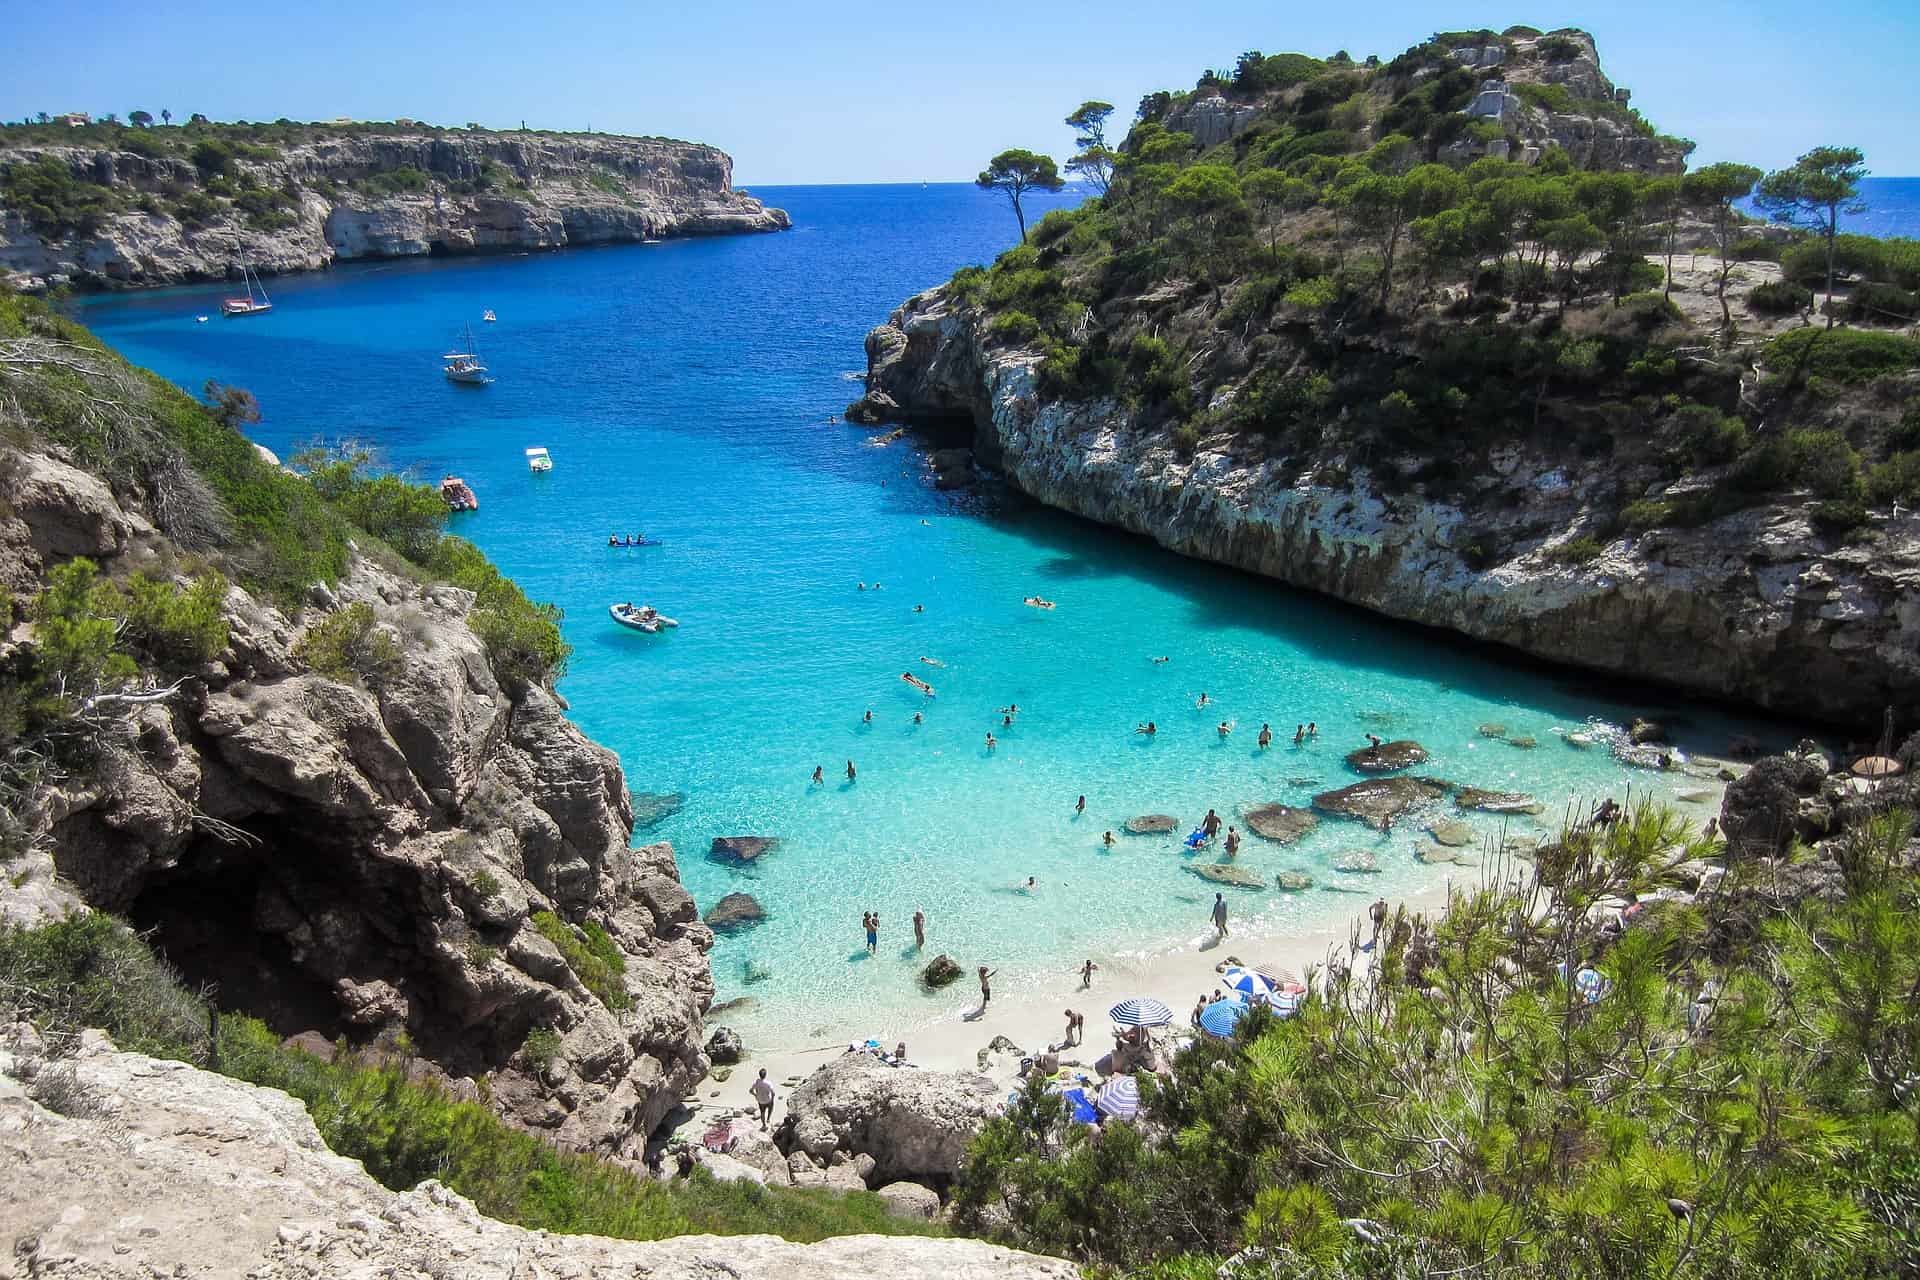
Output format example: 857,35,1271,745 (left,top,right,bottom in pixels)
671,879,1457,1141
